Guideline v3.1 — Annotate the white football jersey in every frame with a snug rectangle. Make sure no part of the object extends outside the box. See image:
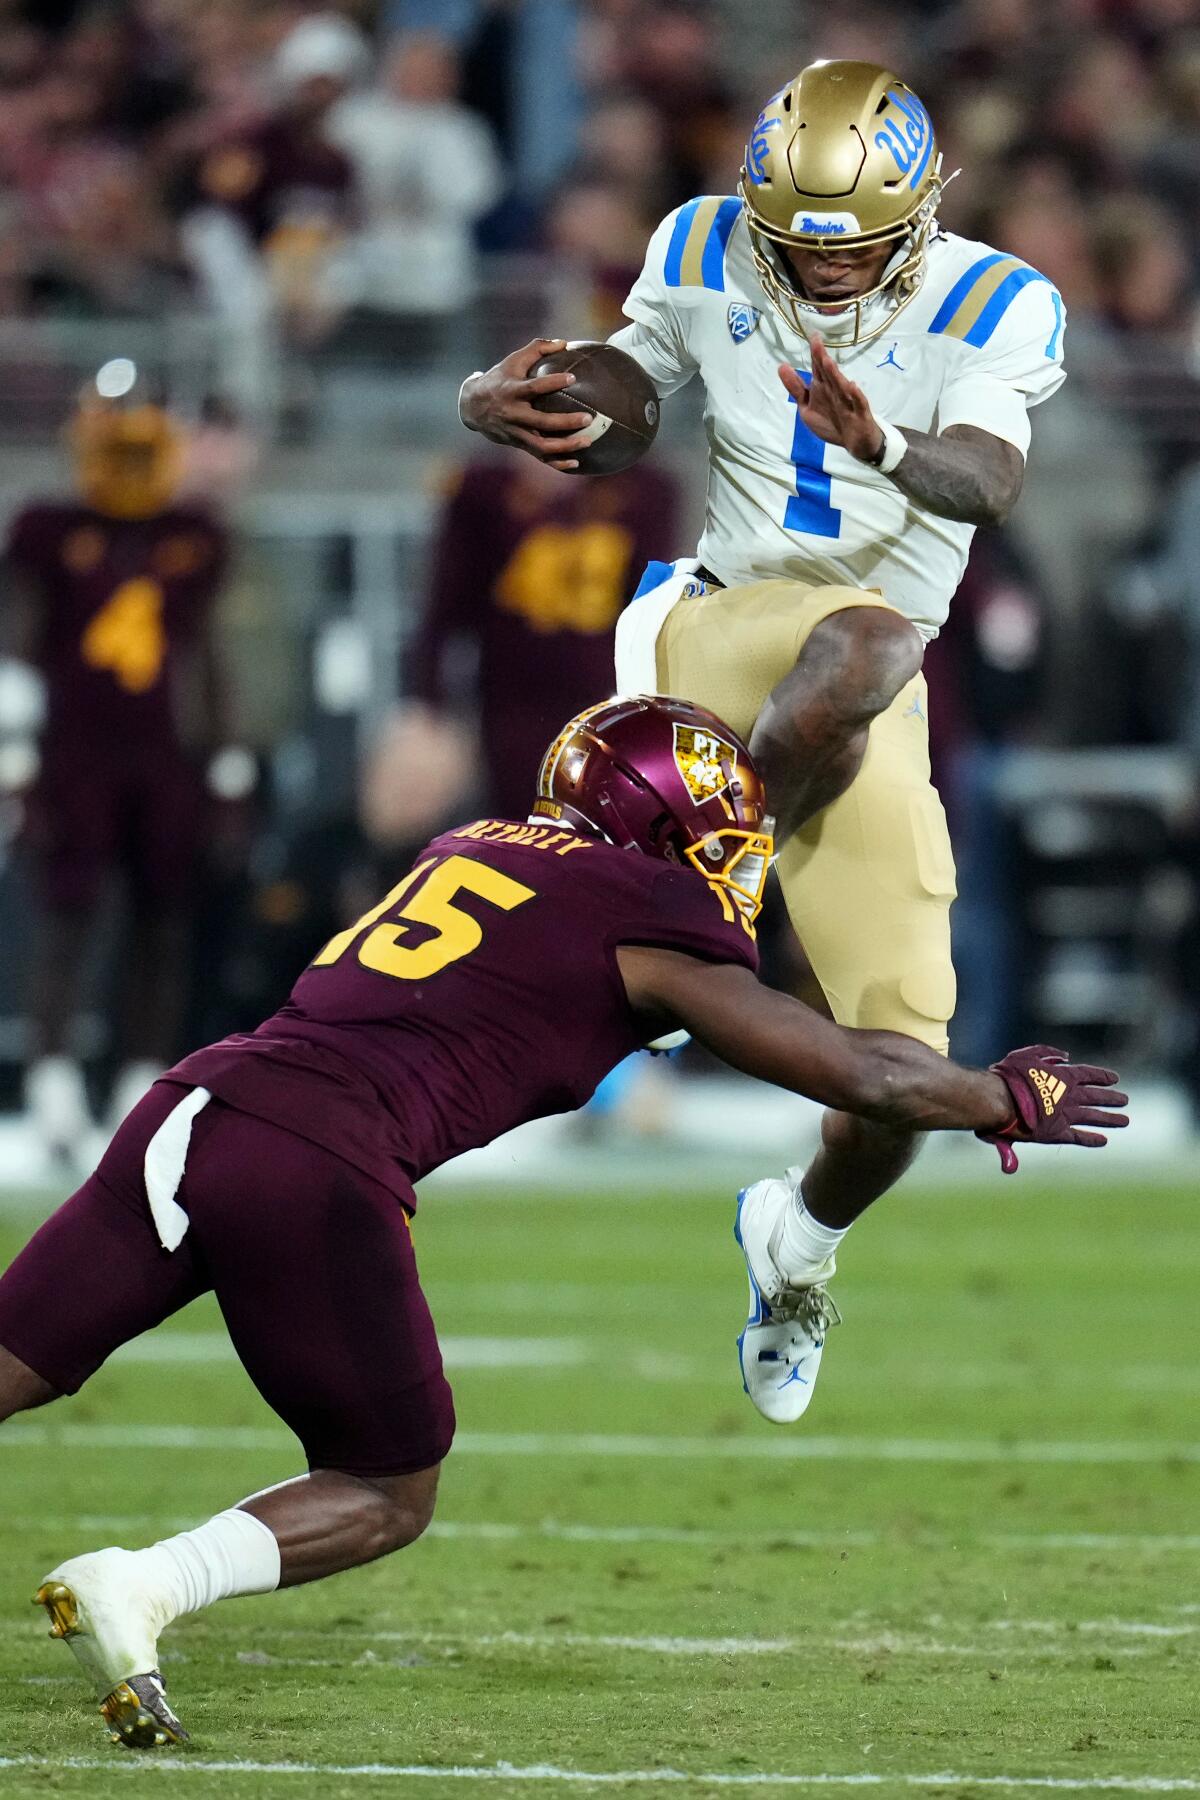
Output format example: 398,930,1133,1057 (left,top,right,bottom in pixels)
610,197,1066,638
